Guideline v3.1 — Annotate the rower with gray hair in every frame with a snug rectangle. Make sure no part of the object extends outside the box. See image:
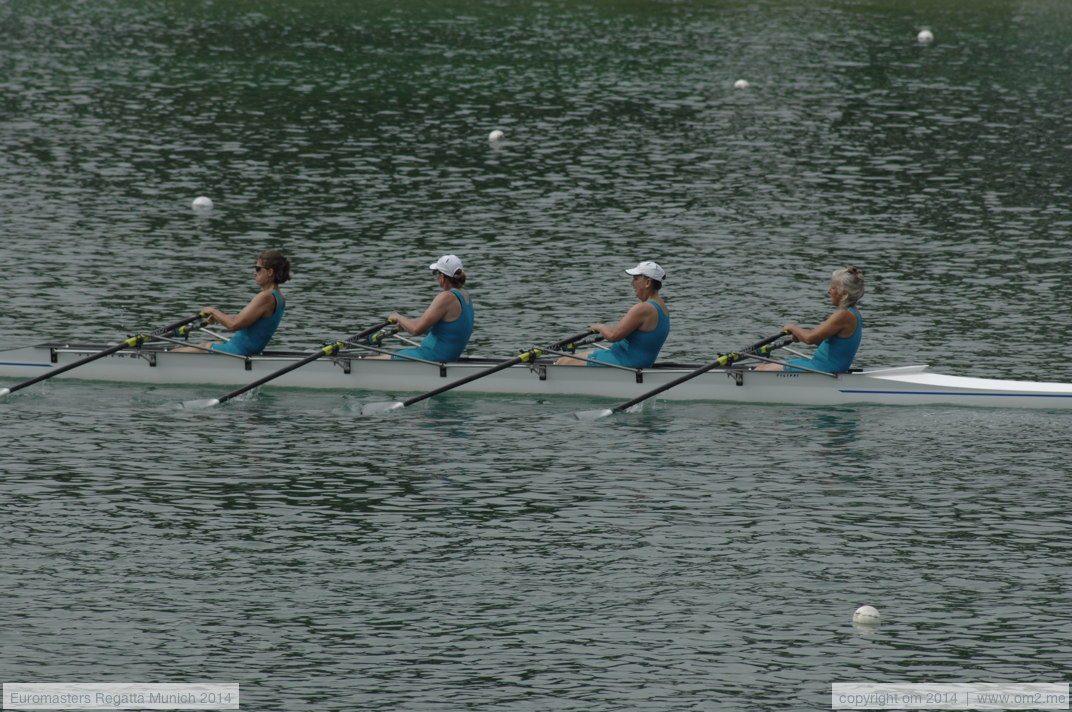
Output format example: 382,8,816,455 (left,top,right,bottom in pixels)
756,266,864,373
